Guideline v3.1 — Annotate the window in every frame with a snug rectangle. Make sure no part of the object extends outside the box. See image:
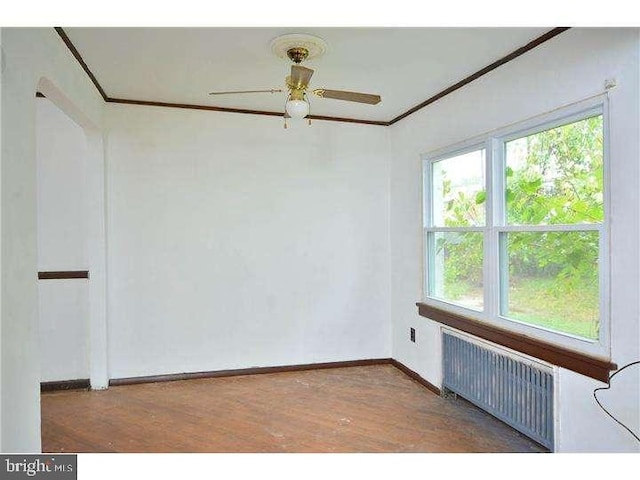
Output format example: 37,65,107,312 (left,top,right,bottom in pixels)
426,148,486,310
423,99,608,355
